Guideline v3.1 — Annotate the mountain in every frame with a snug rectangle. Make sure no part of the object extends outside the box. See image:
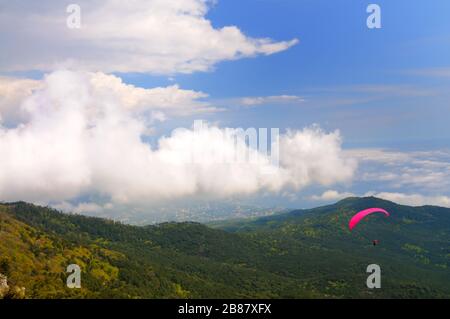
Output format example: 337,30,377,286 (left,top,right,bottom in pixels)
0,197,449,299
213,197,450,297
